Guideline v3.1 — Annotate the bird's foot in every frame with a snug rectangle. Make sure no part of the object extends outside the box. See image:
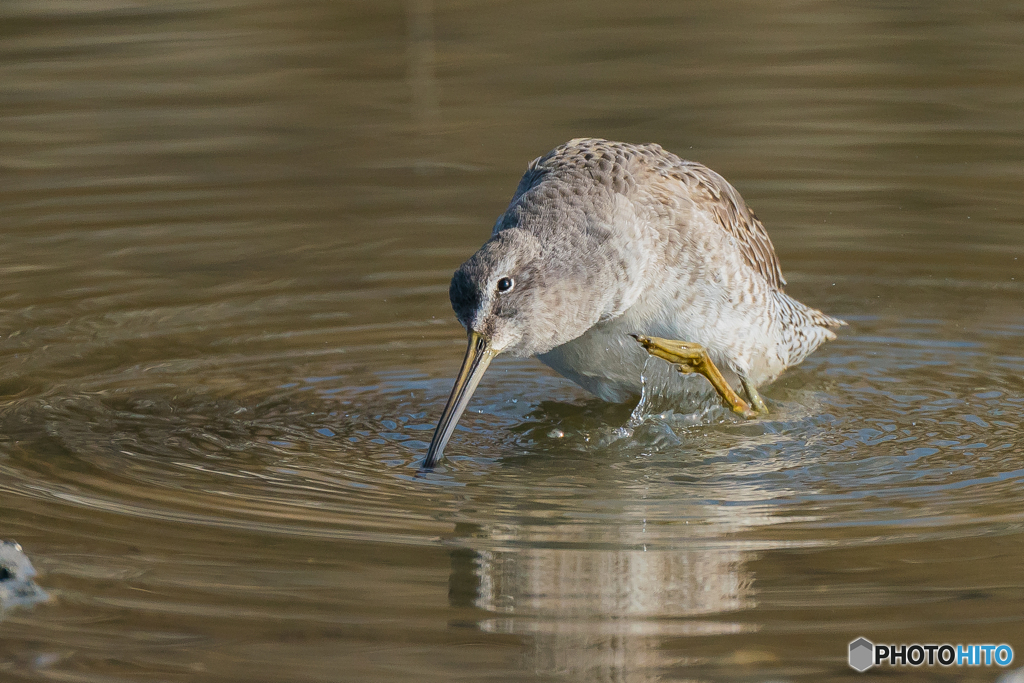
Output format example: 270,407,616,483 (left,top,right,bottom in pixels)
630,334,759,419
